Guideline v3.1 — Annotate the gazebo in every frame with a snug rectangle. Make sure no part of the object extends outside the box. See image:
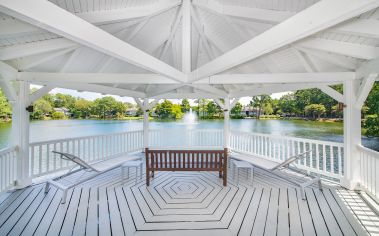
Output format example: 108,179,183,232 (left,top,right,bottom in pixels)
0,0,379,235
